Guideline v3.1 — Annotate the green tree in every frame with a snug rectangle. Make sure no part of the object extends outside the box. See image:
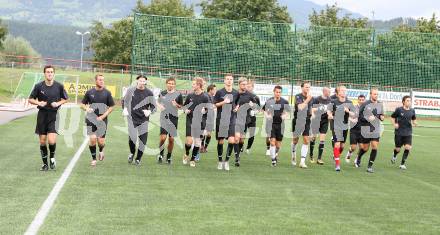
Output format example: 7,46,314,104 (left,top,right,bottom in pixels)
89,0,194,64
309,4,368,28
0,19,8,49
394,14,440,33
0,35,42,64
200,0,292,23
